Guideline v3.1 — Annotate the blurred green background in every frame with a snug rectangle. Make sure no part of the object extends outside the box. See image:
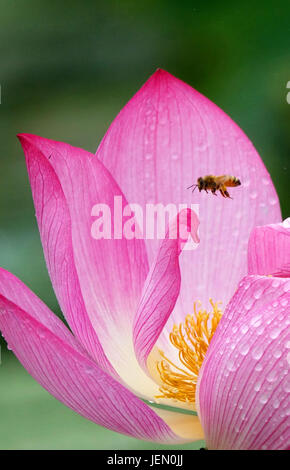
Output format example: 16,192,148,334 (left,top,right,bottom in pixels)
0,0,289,450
